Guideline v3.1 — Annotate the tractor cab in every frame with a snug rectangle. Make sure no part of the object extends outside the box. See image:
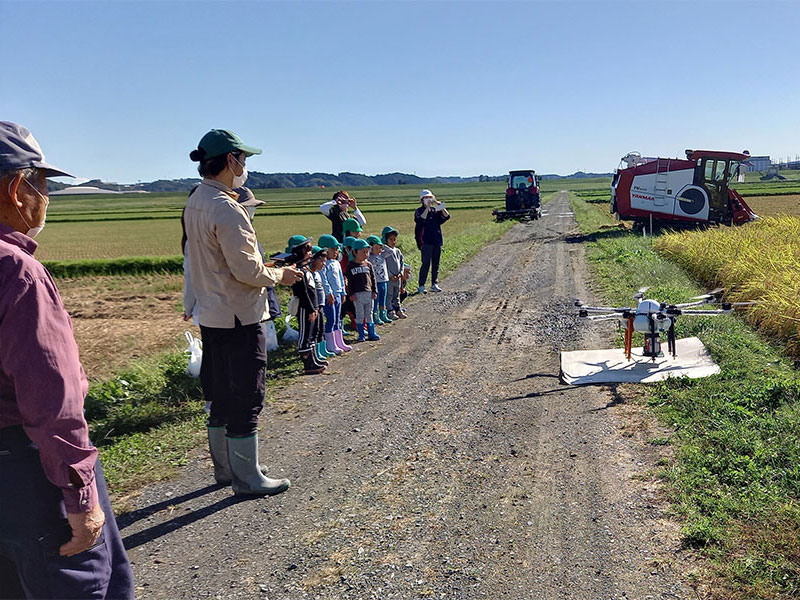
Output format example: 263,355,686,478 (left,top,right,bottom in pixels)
688,150,755,225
